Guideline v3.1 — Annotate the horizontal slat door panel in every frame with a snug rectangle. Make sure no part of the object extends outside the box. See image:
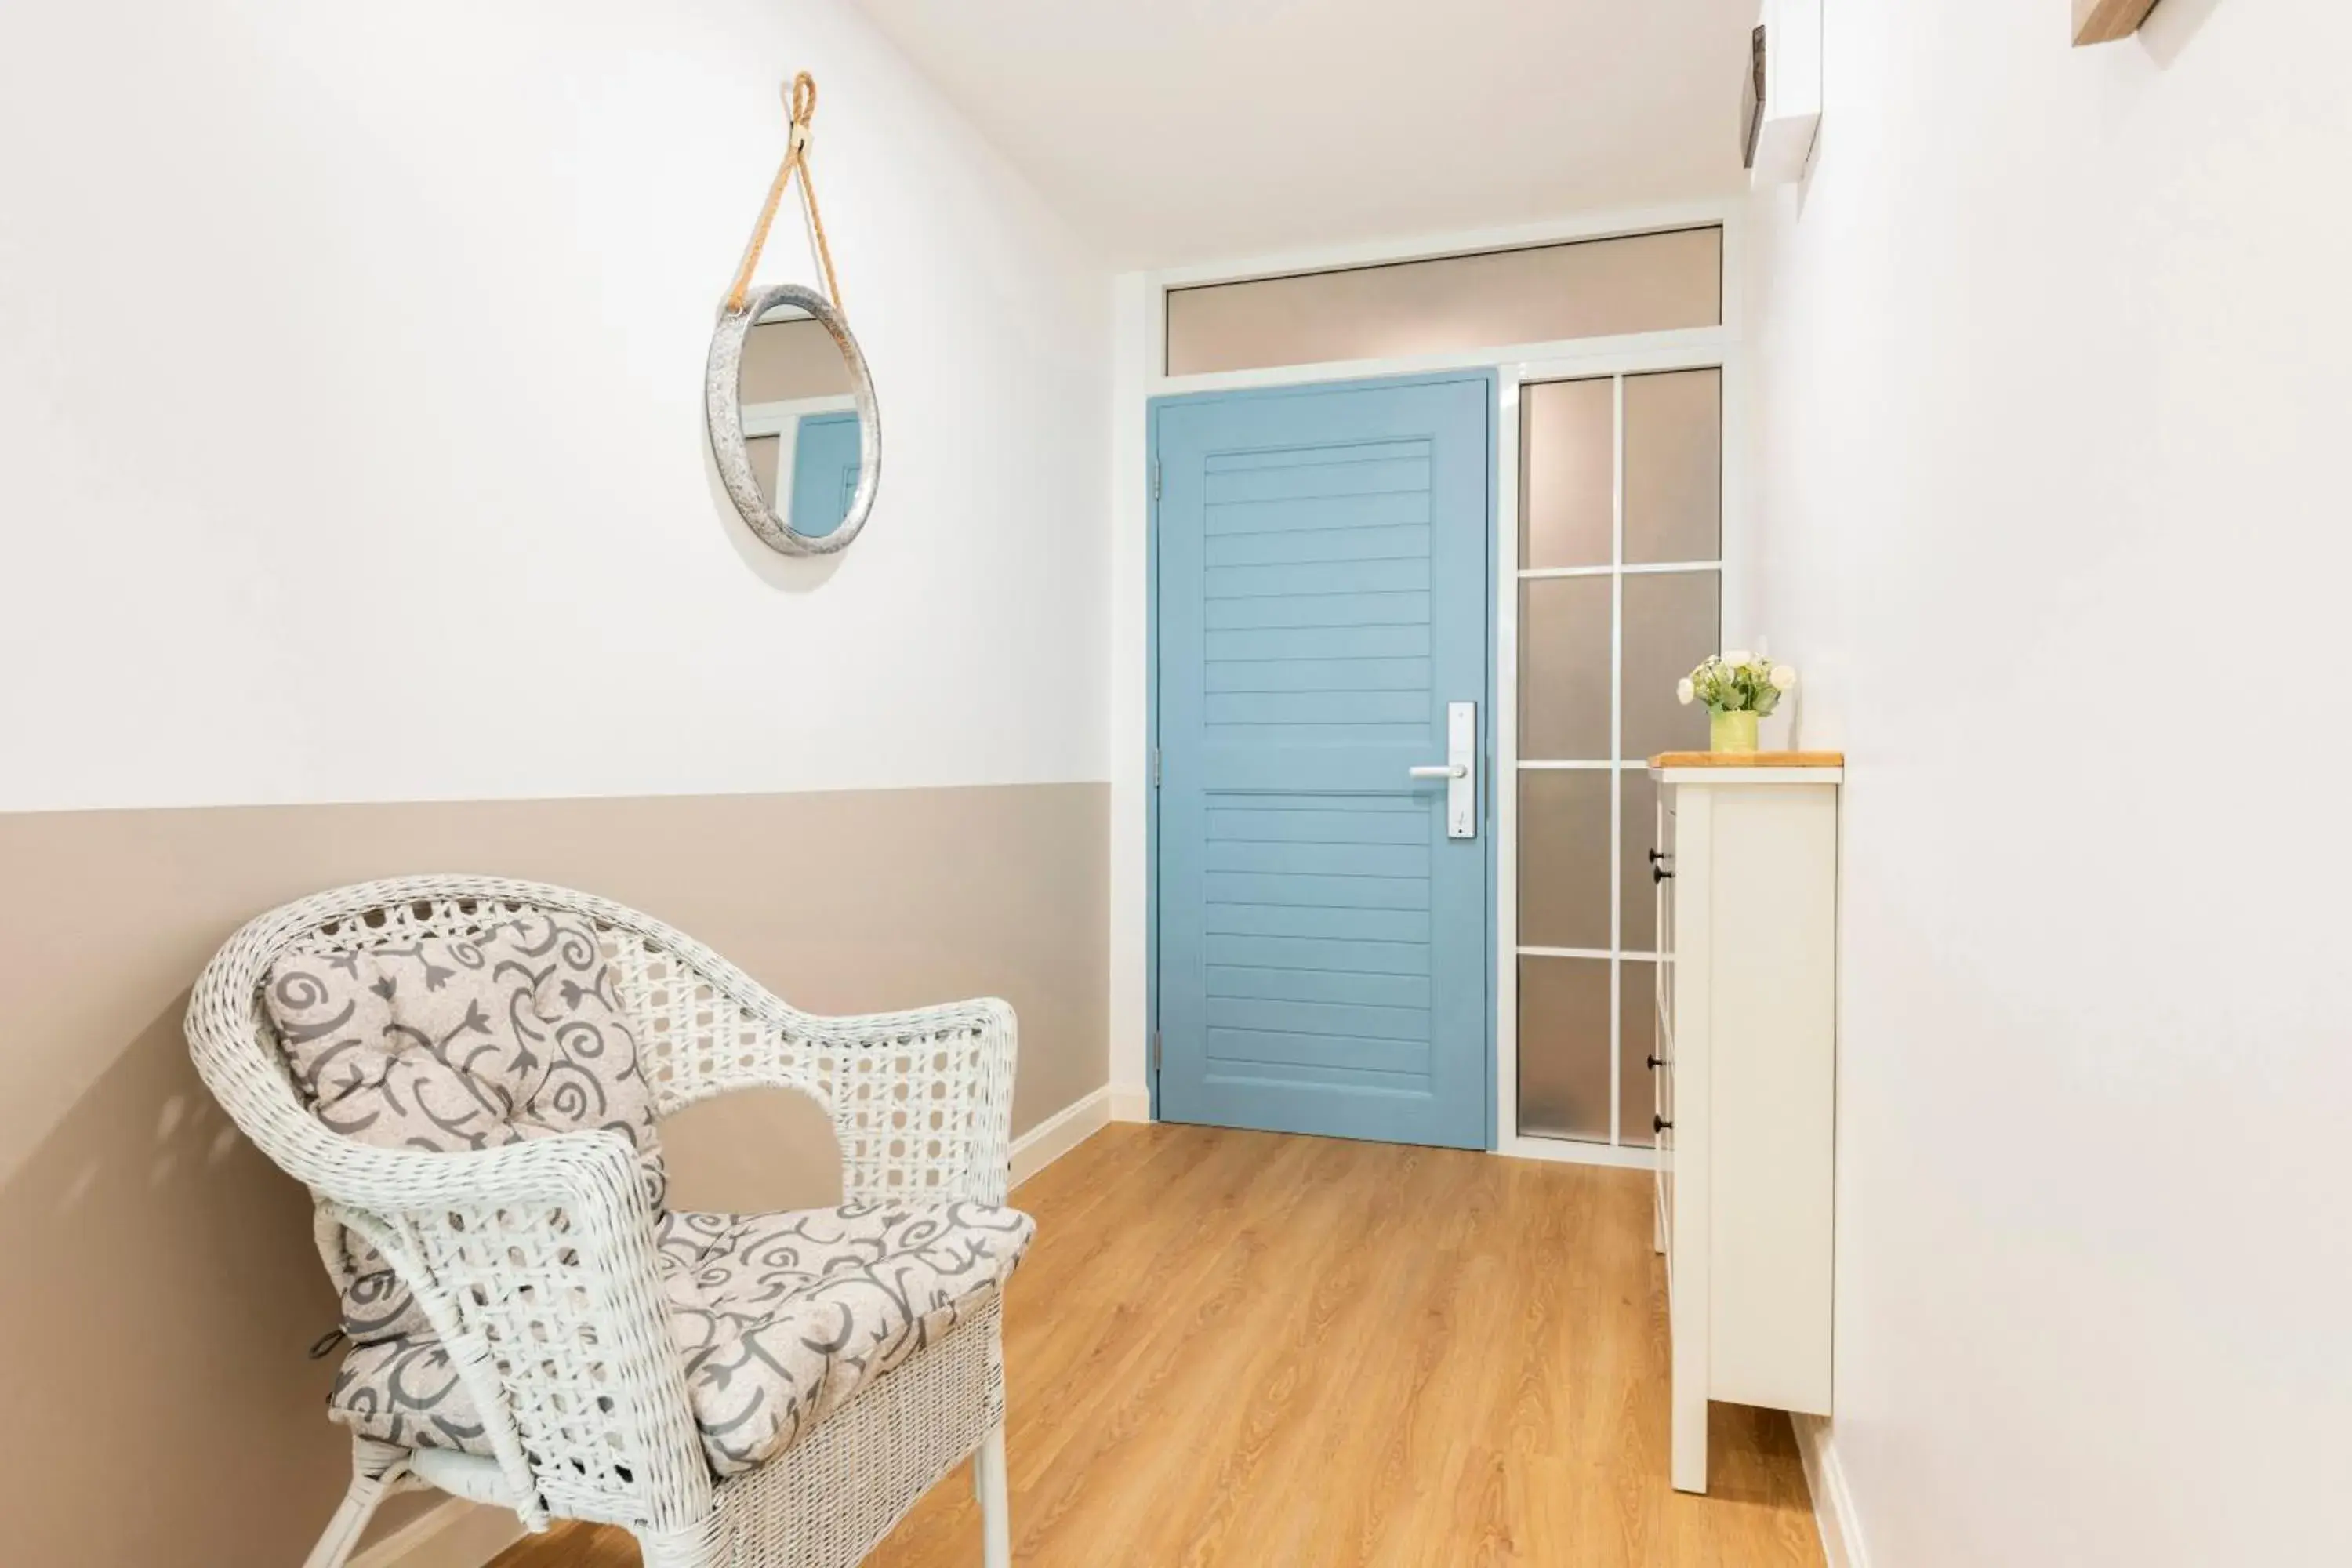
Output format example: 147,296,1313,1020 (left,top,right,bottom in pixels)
1204,454,1432,505
1206,996,1434,1041
1196,748,1428,793
1204,805,1430,845
1203,872,1432,911
1207,657,1435,695
1204,437,1432,473
1204,556,1432,600
1204,690,1434,727
1202,903,1433,942
1205,965,1434,1008
1206,523,1434,568
1205,1031,1430,1076
1203,934,1434,975
1206,623,1434,662
1205,590,1433,631
1203,840,1432,878
1156,375,1490,1149
1204,489,1434,535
